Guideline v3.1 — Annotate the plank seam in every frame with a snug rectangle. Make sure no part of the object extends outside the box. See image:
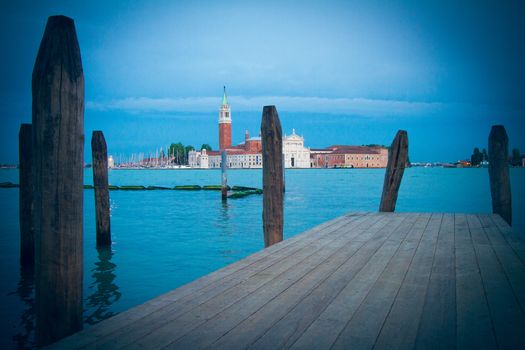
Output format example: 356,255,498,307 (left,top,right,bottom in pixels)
328,213,431,349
